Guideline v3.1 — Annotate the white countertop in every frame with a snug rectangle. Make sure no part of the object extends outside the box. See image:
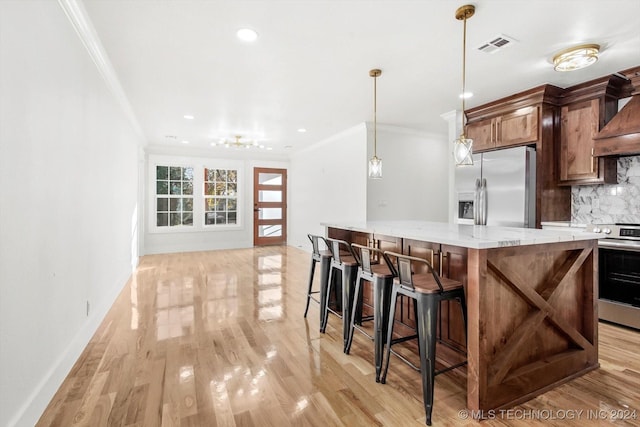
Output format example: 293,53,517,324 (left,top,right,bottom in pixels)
322,220,600,249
